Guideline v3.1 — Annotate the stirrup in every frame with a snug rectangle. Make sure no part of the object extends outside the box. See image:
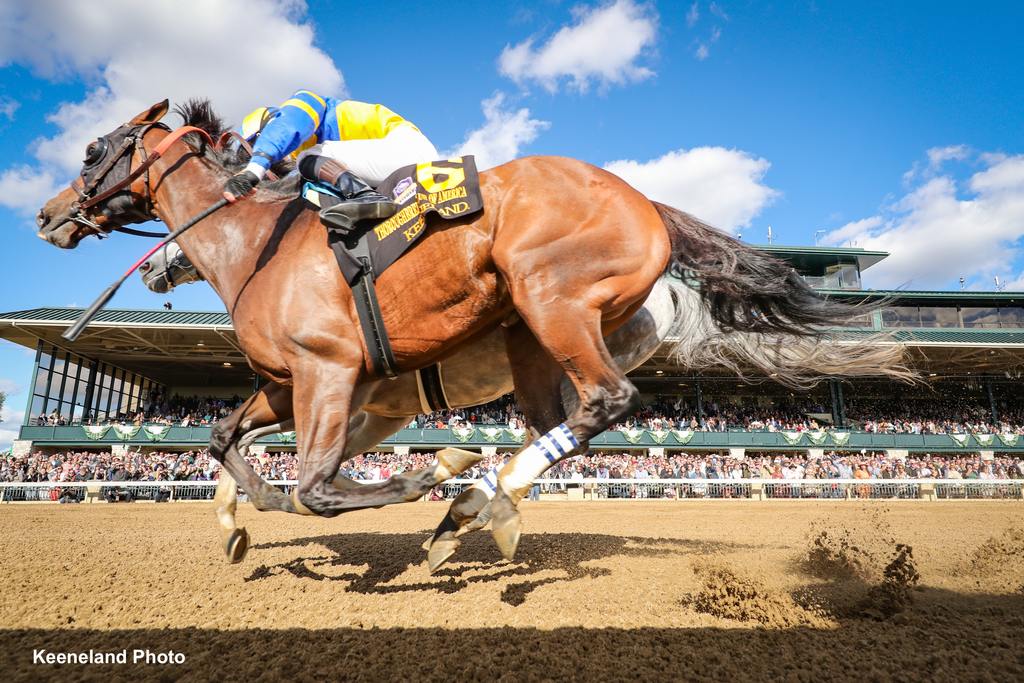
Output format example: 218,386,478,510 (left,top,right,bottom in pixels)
320,198,398,233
